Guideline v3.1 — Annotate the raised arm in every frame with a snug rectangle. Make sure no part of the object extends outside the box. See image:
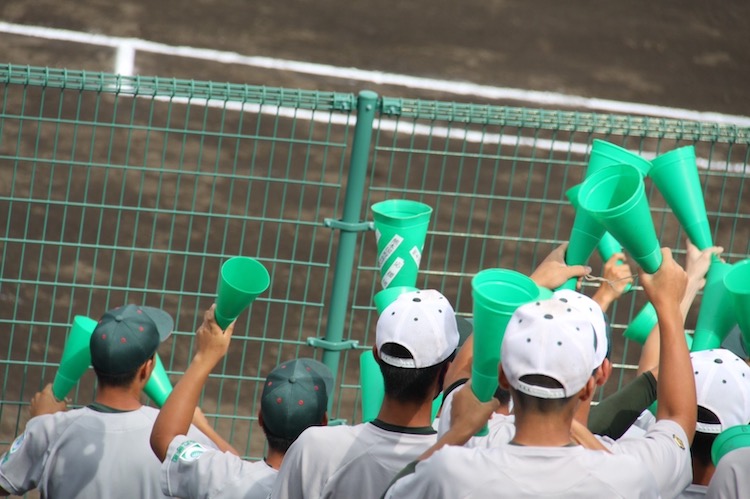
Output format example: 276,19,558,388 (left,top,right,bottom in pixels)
636,241,722,376
150,305,235,461
639,248,695,443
